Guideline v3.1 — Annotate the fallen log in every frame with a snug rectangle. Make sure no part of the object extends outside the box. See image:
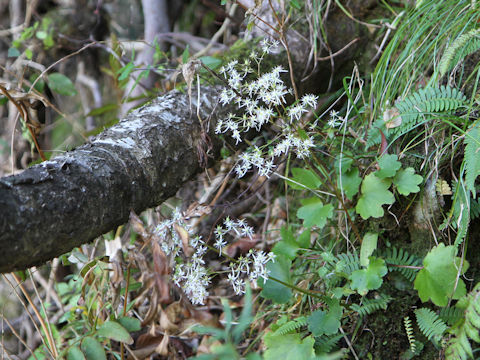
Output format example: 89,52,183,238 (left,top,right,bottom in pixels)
0,88,227,272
